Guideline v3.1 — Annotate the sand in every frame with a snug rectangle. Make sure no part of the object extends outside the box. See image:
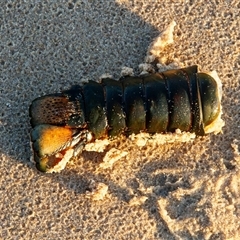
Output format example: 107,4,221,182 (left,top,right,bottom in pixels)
0,0,239,239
